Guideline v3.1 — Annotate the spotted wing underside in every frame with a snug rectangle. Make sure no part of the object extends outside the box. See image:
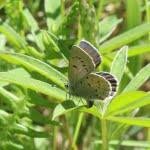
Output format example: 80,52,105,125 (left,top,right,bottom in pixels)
75,73,111,100
68,45,95,86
